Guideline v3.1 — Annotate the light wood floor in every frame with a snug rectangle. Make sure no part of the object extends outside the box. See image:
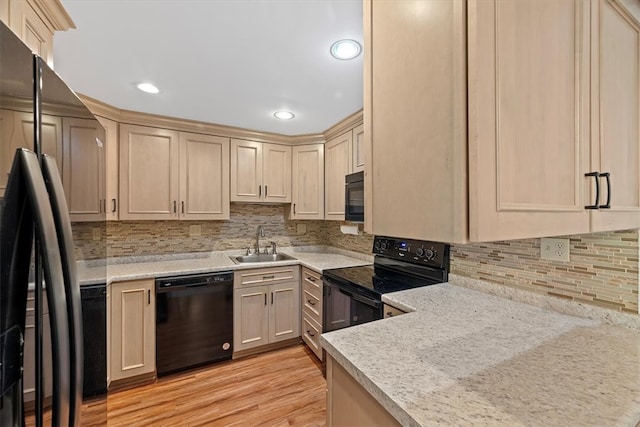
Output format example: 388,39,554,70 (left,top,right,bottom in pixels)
27,344,327,426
